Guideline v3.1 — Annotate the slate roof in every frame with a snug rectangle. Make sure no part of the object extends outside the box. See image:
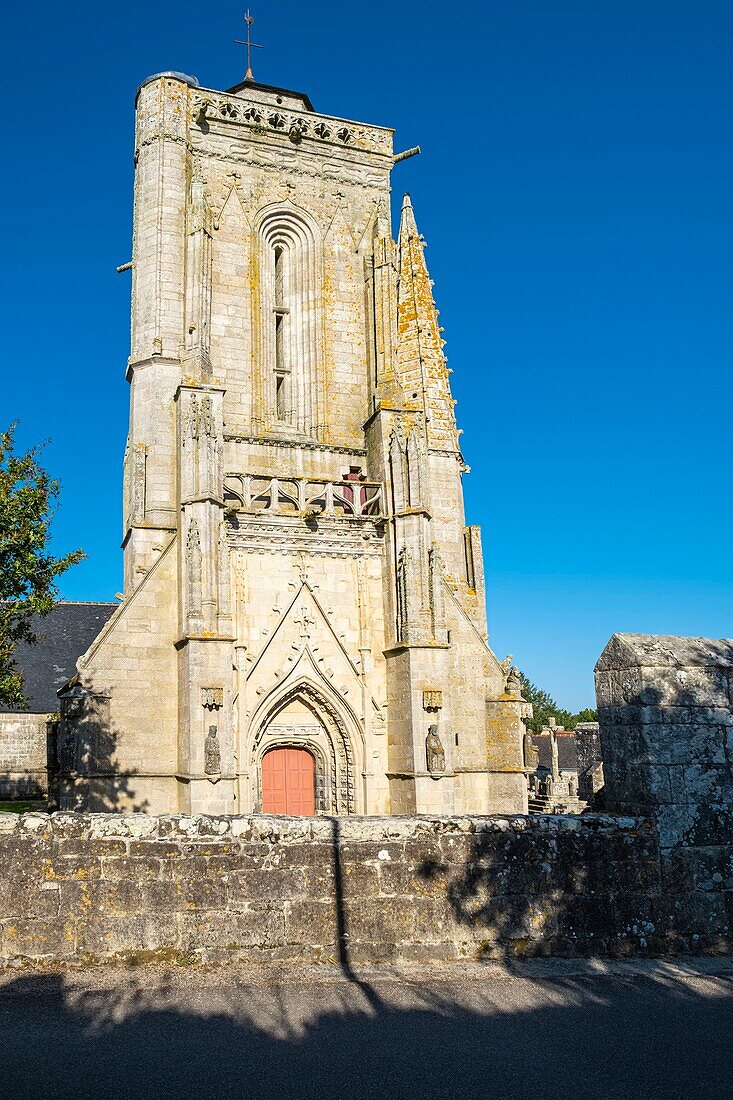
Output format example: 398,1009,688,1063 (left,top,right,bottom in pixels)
532,731,579,773
225,78,315,111
1,602,117,713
